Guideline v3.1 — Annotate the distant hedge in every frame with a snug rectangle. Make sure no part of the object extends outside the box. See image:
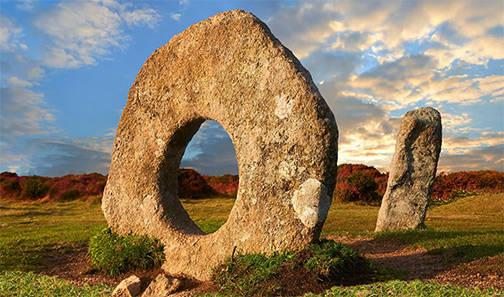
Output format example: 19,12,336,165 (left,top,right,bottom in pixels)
333,164,388,204
0,172,106,201
332,165,503,204
432,170,504,200
2,166,502,203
